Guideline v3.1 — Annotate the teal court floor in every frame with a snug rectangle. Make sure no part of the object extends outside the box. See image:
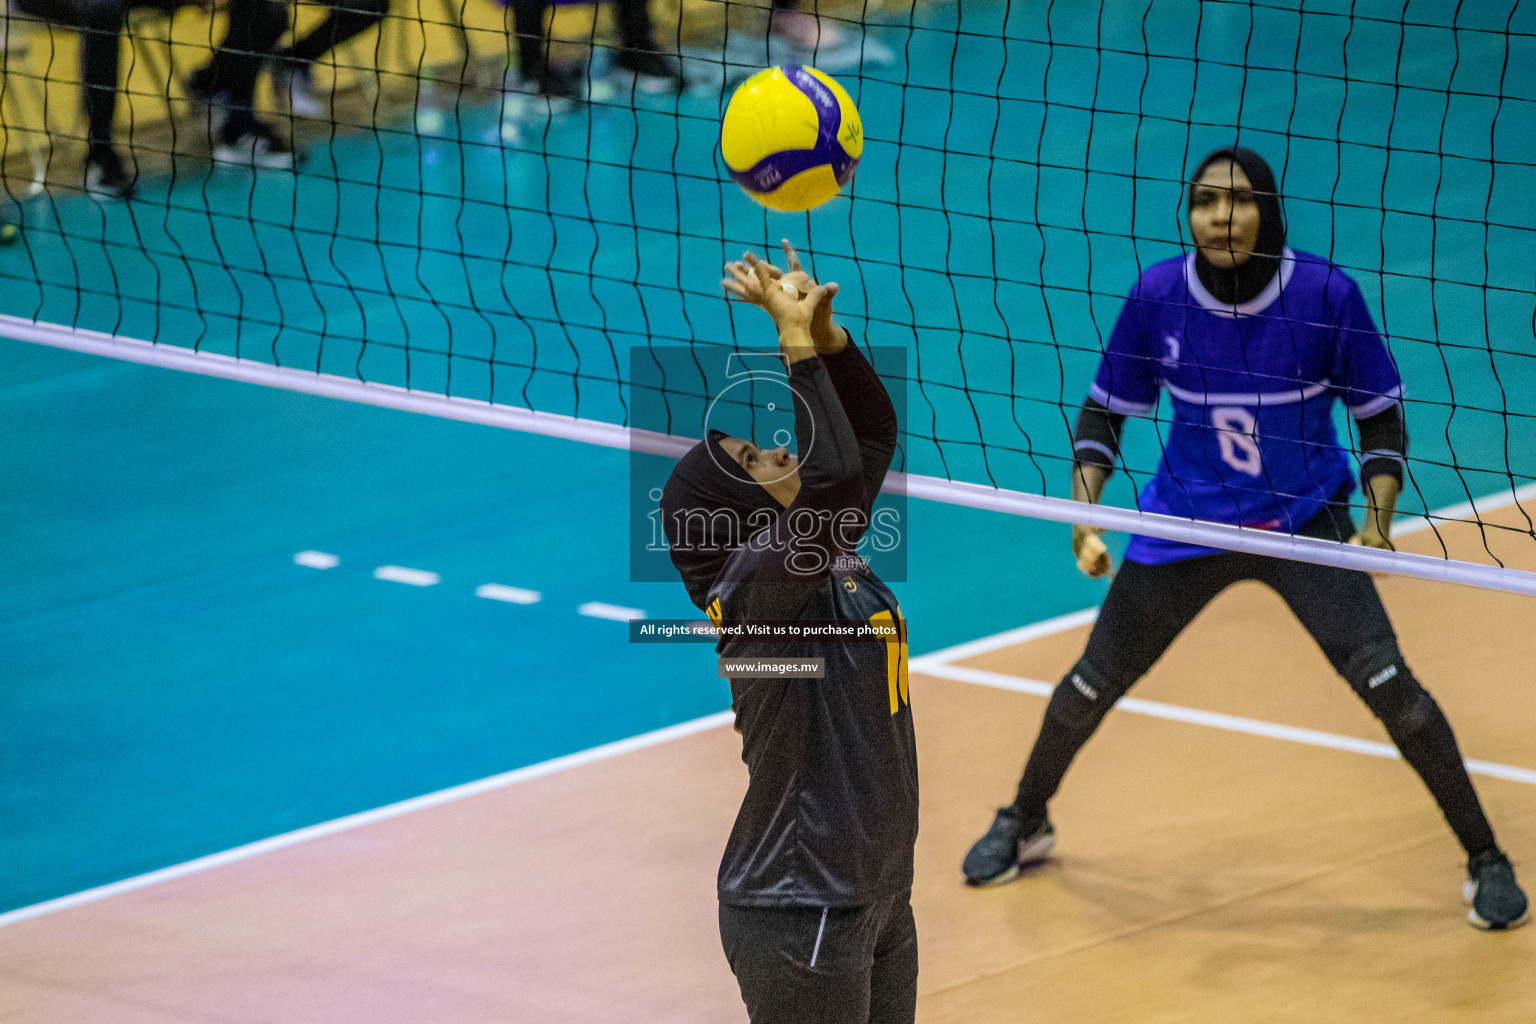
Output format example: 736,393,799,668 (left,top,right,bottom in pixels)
2,0,1533,914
